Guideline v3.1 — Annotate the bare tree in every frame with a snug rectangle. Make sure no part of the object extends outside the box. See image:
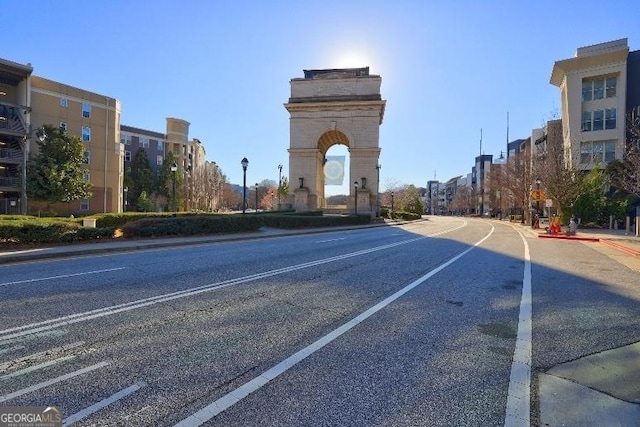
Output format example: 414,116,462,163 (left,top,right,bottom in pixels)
533,121,583,218
607,109,640,198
